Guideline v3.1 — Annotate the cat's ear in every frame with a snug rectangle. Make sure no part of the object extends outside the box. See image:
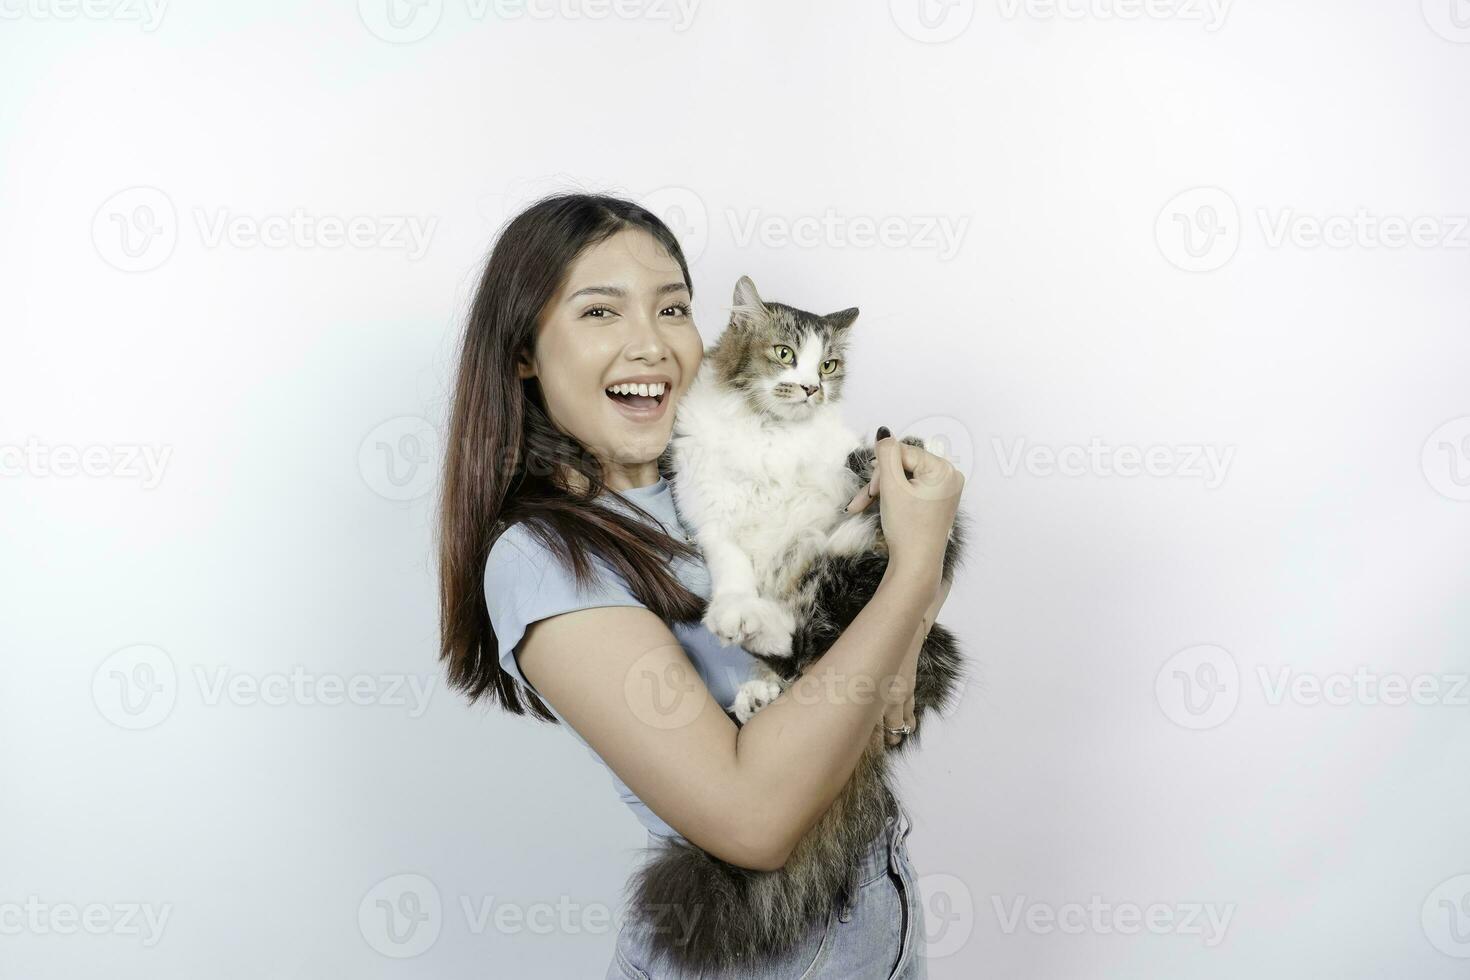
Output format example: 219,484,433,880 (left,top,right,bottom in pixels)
825,307,859,331
733,275,765,309
731,276,768,328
